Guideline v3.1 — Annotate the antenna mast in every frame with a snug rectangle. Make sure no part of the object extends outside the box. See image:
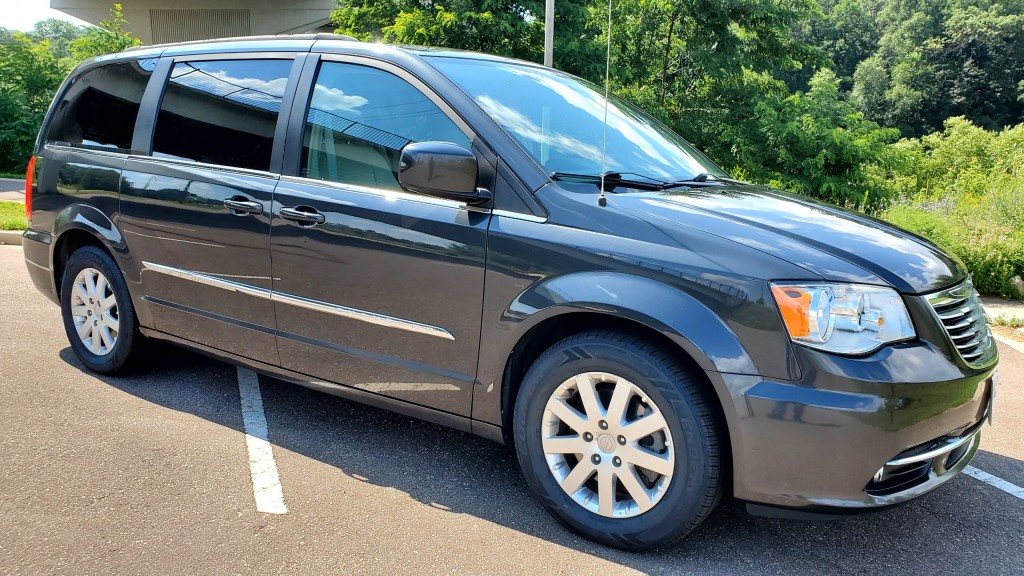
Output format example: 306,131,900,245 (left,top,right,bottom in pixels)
597,0,613,207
